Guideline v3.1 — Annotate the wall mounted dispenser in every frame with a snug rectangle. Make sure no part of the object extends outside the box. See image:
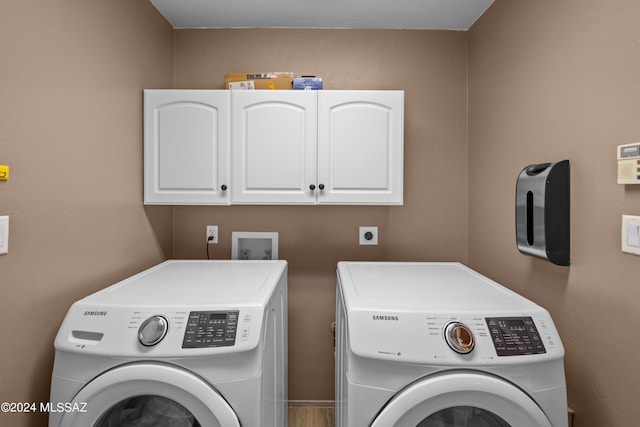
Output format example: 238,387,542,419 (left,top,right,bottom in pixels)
516,160,570,266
